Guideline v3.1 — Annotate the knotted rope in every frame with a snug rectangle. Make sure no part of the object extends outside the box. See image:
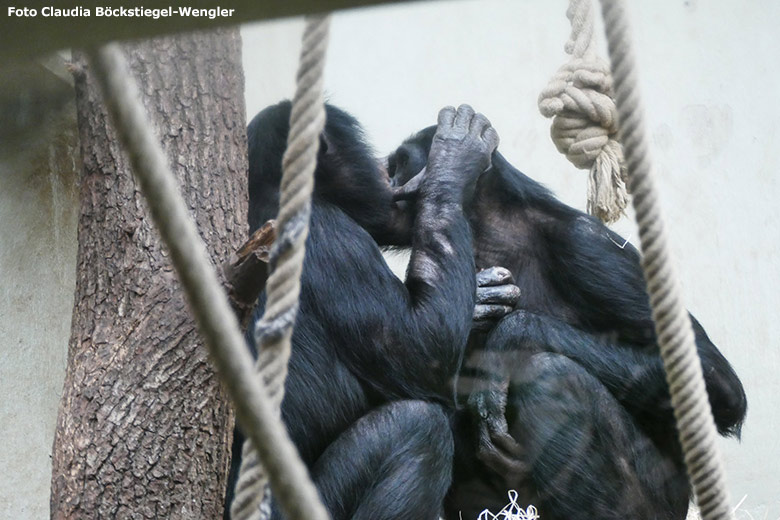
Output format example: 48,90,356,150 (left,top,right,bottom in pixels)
539,0,628,223
231,14,332,520
89,39,330,520
597,1,733,518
